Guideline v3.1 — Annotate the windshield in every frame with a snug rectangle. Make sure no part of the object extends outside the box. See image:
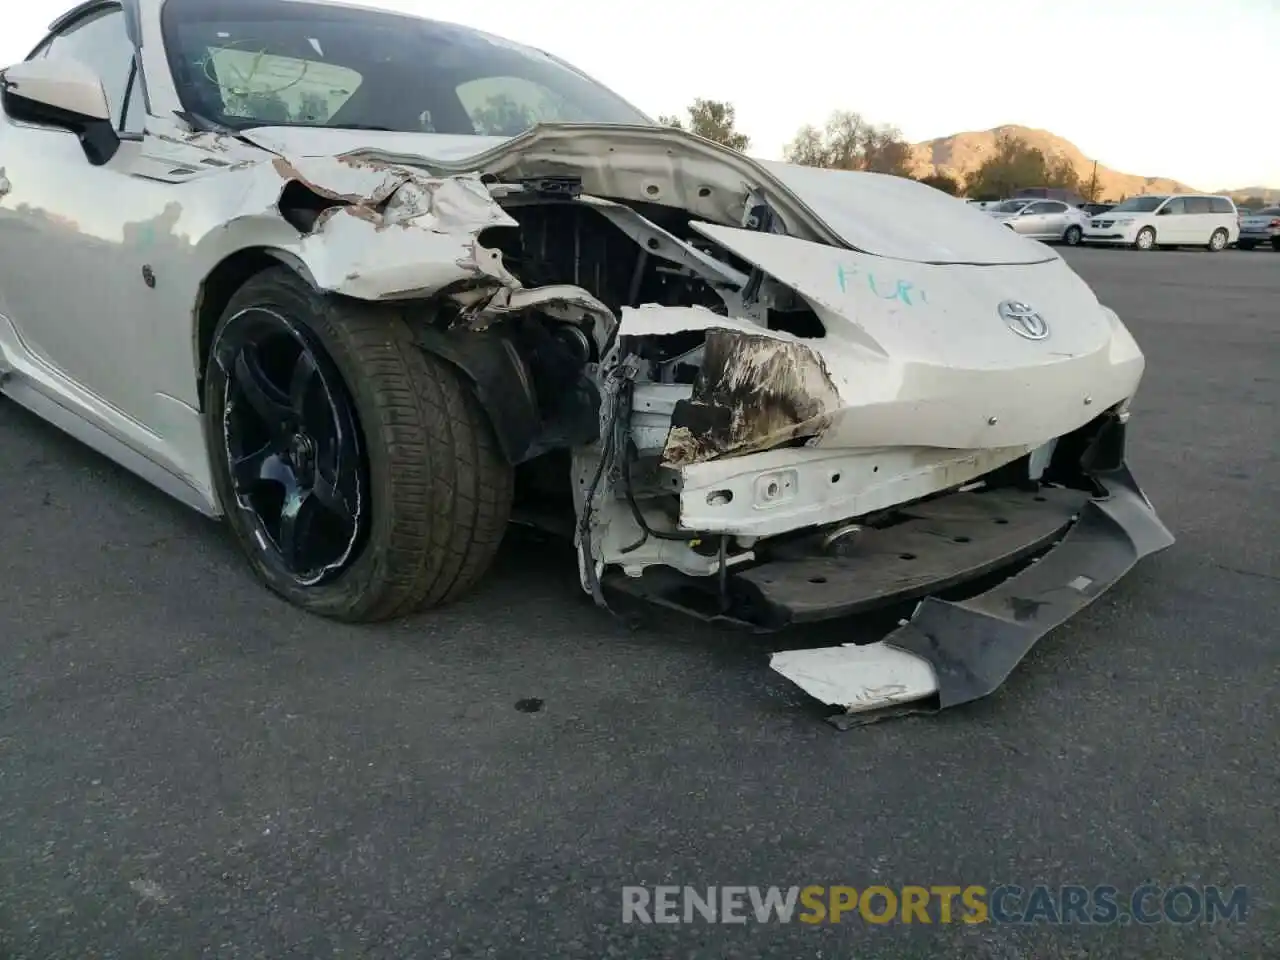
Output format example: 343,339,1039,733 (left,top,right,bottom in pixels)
1110,196,1167,213
160,0,651,134
993,200,1031,213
